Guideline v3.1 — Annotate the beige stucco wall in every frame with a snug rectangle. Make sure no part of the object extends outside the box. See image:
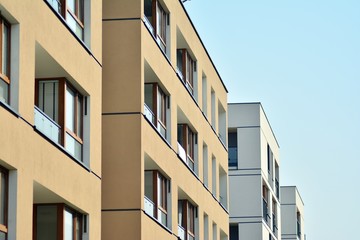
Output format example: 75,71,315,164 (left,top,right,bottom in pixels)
0,0,102,238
